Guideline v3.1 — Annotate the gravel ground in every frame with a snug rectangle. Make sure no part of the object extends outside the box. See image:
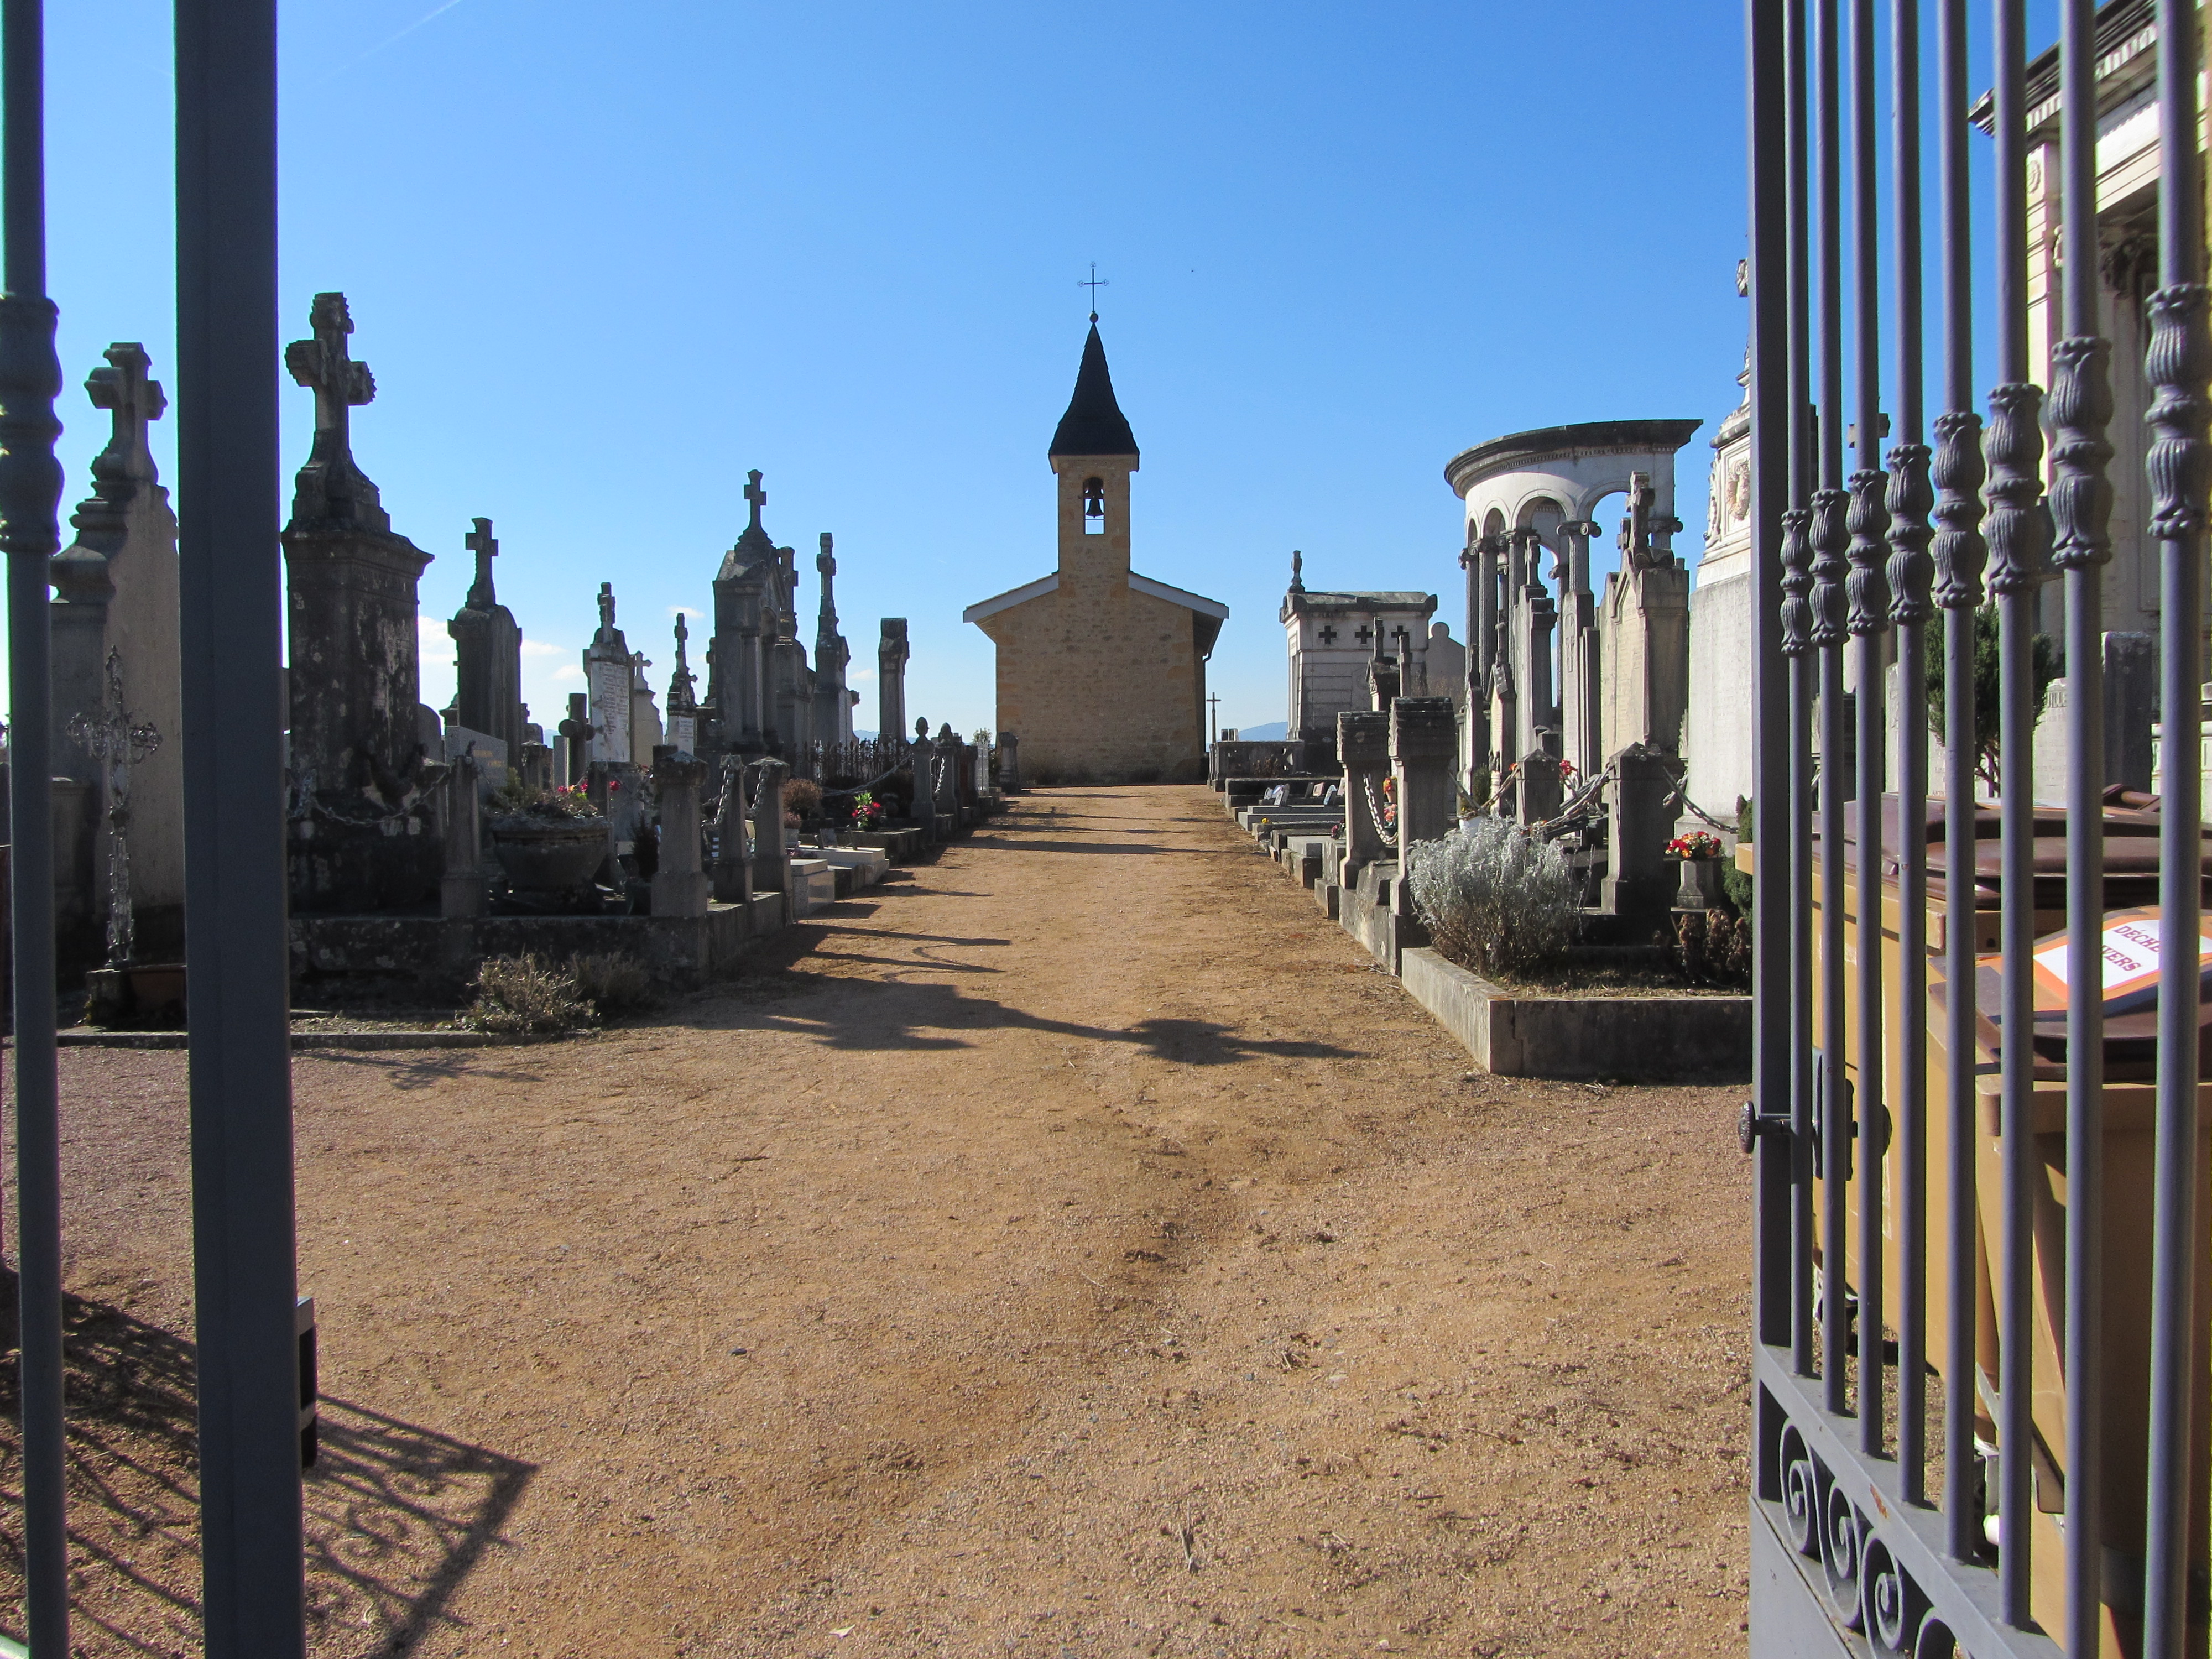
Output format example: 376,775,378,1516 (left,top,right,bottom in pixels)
0,785,1752,1657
